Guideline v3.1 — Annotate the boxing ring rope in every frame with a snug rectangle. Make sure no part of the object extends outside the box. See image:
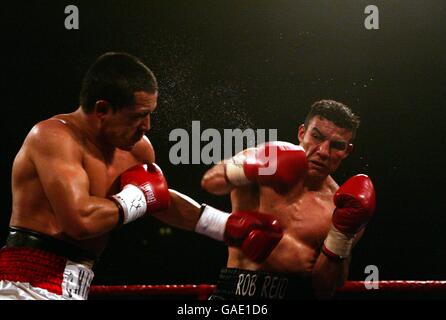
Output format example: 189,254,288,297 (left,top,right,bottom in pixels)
90,284,216,300
337,280,446,292
89,281,446,299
